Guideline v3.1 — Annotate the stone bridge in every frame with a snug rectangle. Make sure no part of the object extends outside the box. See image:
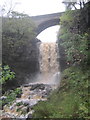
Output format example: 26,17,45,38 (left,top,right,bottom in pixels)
30,12,64,35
